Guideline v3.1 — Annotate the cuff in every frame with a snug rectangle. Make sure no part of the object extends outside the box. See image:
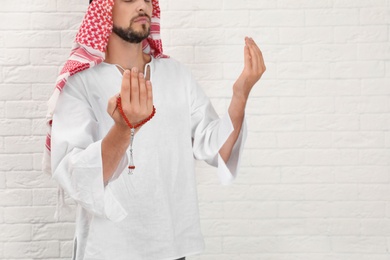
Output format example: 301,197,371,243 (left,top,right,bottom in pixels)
56,140,127,222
